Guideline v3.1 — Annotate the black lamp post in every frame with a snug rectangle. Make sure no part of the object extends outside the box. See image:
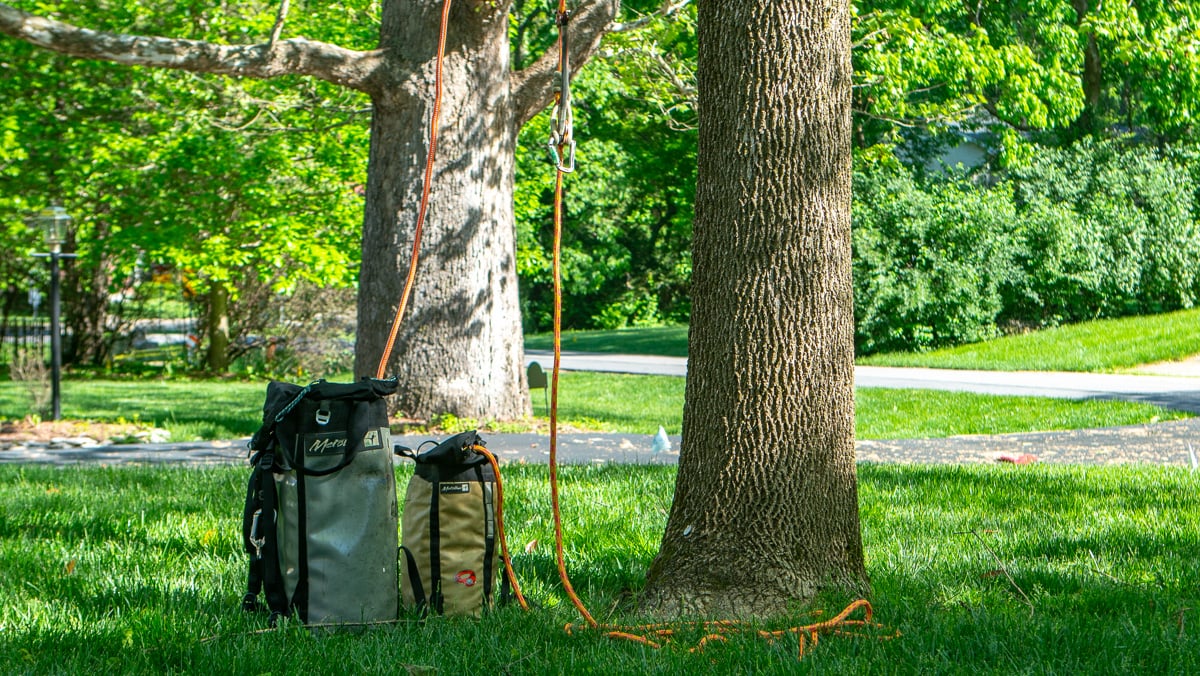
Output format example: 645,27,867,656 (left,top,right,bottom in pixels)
30,205,76,420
